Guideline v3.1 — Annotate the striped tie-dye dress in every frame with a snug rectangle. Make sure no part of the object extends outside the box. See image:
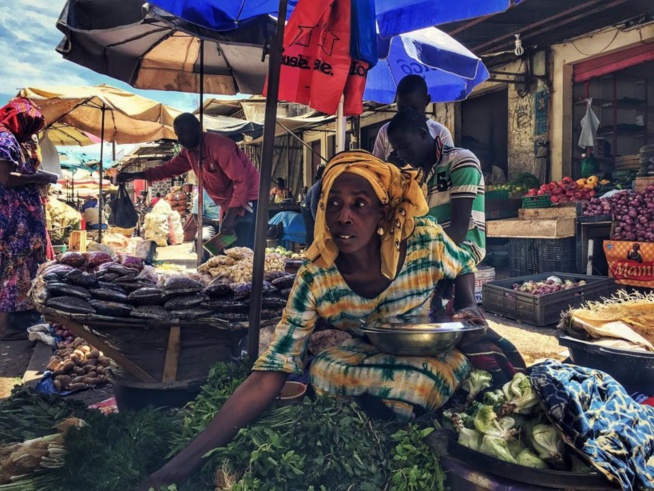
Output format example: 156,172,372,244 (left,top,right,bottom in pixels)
253,217,476,417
